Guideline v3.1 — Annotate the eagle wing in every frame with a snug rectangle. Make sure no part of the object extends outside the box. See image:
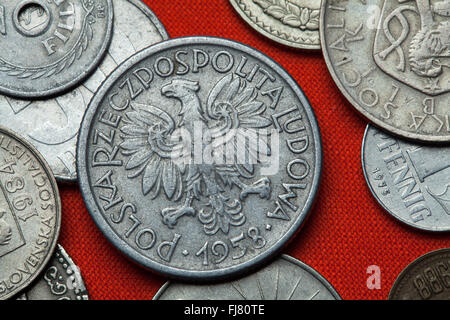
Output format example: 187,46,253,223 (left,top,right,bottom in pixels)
120,102,185,201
